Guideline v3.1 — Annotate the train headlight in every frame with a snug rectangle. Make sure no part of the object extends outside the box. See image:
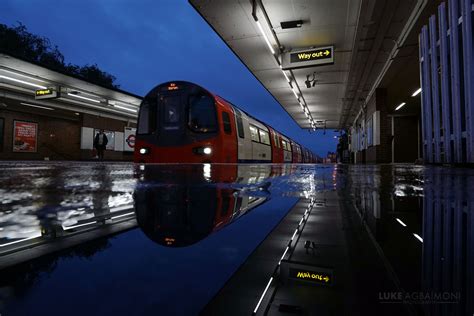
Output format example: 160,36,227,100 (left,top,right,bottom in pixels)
203,147,212,155
139,147,149,155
